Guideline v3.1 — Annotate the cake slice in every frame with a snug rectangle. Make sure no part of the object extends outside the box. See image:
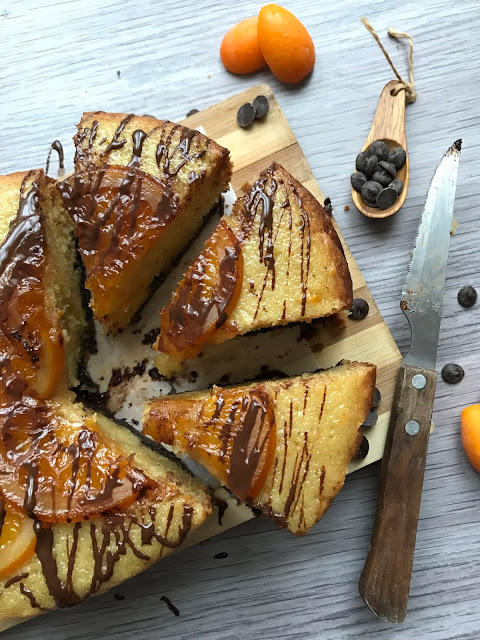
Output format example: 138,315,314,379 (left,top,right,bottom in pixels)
0,392,211,621
59,112,232,333
143,361,375,535
0,169,89,397
153,163,353,376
